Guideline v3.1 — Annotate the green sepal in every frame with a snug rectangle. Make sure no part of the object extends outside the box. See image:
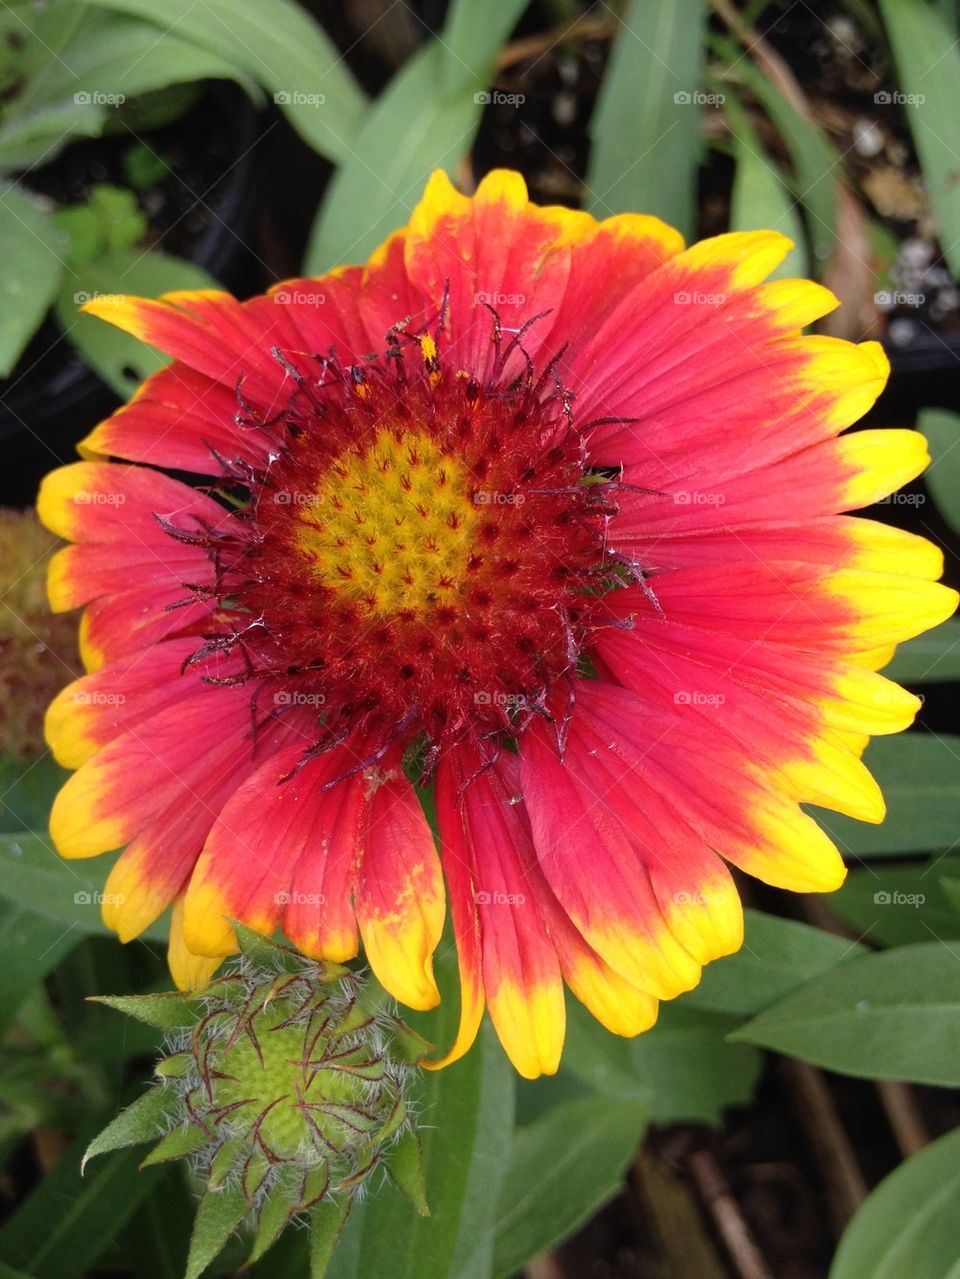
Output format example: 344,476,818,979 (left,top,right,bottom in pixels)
233,921,291,970
155,1050,192,1080
300,1162,330,1209
141,1122,208,1167
90,992,196,1032
321,1043,385,1082
382,1127,429,1216
246,1164,303,1264
373,1092,406,1145
186,1184,249,1279
241,1149,272,1201
309,1196,352,1279
208,1135,246,1190
383,1017,432,1065
82,1086,173,1172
